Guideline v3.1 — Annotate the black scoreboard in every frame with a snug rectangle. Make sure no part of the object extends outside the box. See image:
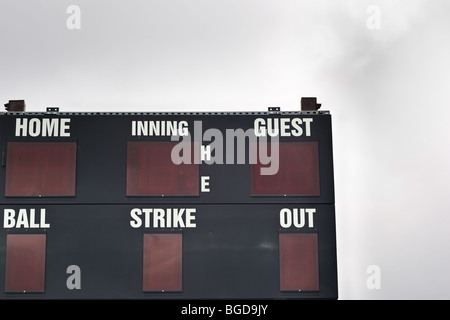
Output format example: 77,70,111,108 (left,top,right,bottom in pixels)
0,109,337,299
